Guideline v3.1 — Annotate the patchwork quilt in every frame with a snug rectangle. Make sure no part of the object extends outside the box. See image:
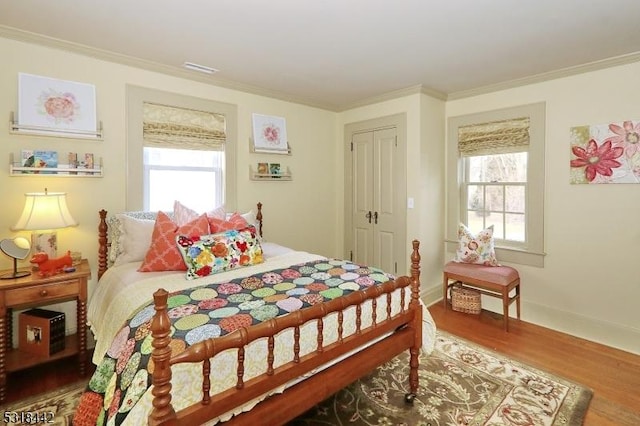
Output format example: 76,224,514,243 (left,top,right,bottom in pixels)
74,259,395,425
